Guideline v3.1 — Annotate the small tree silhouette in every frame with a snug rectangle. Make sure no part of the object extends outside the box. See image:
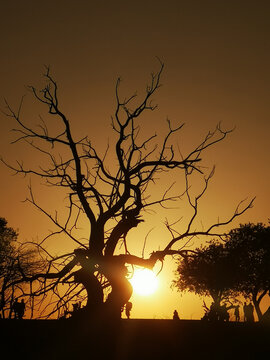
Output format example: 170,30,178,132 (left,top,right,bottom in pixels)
0,217,44,318
173,241,237,310
1,62,253,321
